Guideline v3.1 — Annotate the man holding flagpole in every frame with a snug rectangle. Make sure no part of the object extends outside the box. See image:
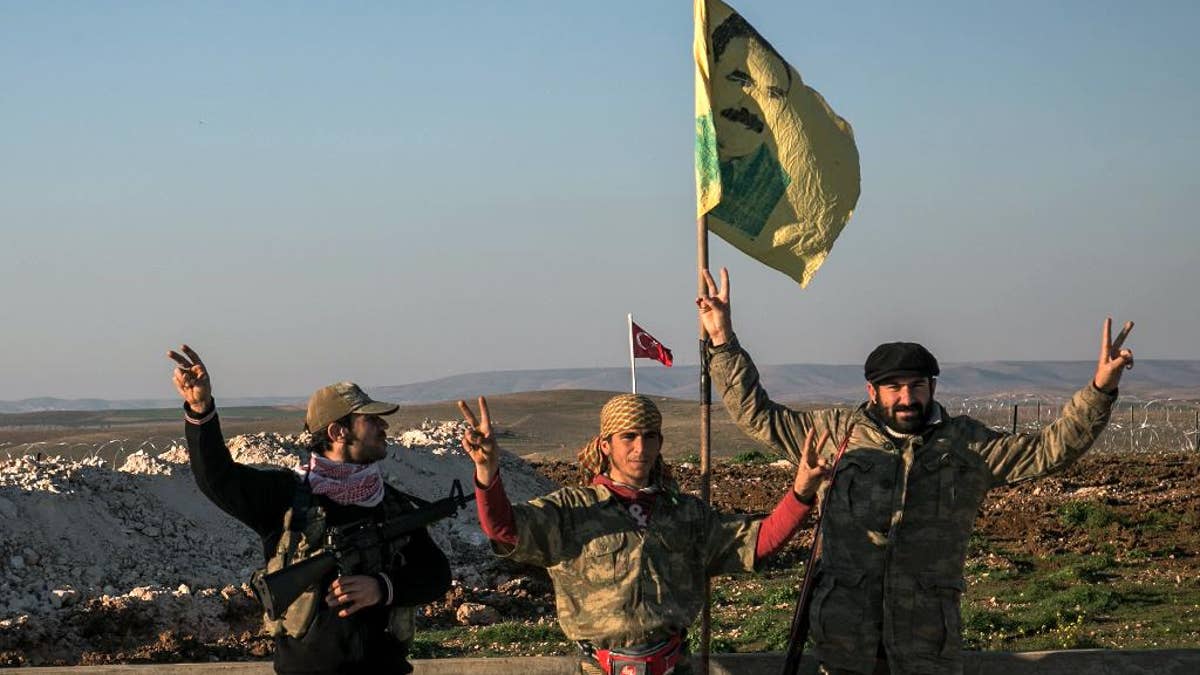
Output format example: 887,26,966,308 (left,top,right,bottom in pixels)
696,268,1134,674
